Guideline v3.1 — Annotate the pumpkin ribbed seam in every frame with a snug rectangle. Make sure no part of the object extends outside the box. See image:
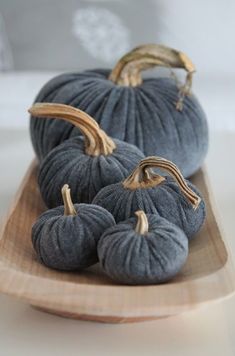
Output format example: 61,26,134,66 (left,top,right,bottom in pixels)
98,87,123,137
147,235,167,274
143,79,182,146
40,216,62,266
39,77,86,157
140,81,169,134
134,90,145,152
